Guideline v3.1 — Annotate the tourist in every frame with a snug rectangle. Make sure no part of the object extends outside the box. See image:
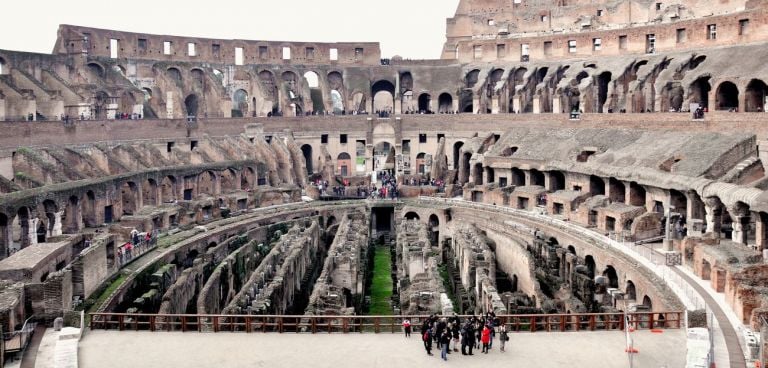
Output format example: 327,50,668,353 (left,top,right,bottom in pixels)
423,327,433,355
499,324,508,352
481,324,491,353
440,329,451,361
461,320,474,355
451,322,460,352
402,318,411,337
